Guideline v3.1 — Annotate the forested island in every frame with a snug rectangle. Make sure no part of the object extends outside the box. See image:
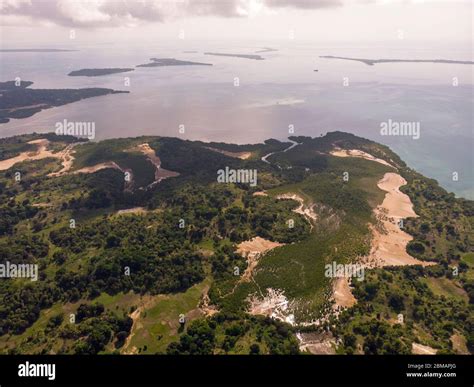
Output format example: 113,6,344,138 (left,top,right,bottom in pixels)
320,55,474,66
68,68,134,77
137,58,213,67
0,81,128,123
204,52,264,60
0,131,471,355
0,49,78,52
